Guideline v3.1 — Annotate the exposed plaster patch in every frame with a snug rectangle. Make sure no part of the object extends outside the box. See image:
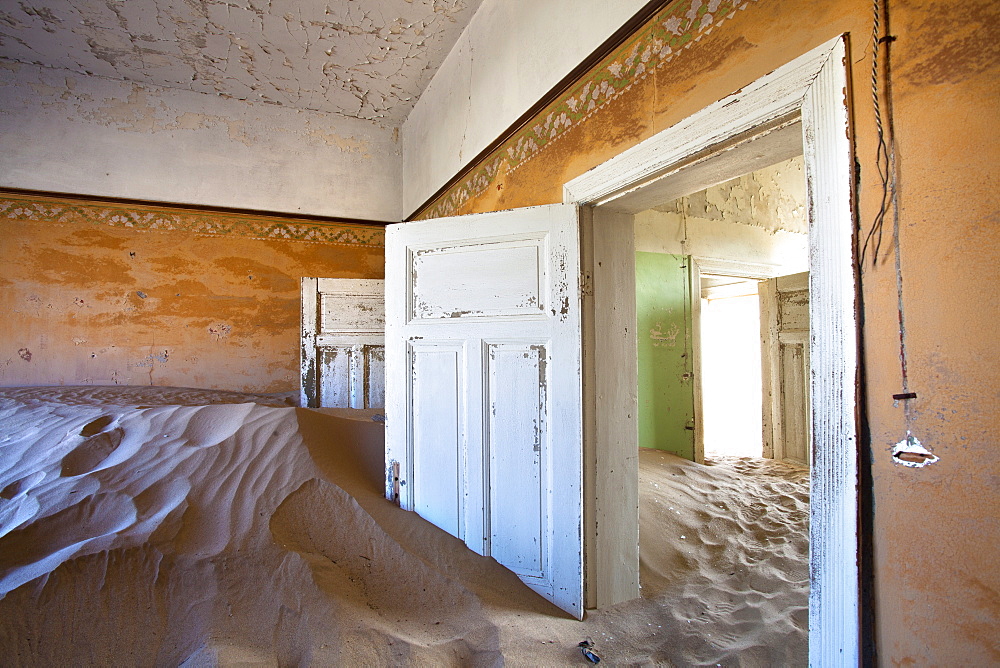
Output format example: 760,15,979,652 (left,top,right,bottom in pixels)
77,84,163,133
167,111,253,146
892,433,939,468
659,156,808,234
132,349,169,368
650,321,681,347
306,127,372,156
27,81,63,96
208,322,232,340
